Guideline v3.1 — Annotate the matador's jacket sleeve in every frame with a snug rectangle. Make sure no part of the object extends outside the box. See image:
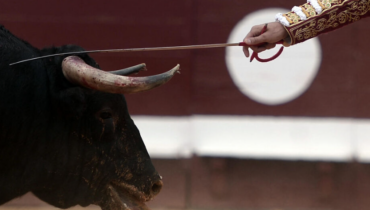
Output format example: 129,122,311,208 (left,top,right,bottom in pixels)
275,0,370,45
